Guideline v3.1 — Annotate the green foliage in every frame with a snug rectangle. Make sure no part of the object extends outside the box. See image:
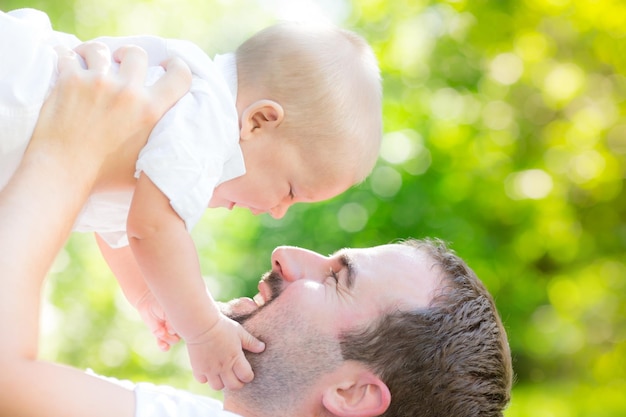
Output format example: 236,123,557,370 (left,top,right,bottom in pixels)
5,0,625,414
